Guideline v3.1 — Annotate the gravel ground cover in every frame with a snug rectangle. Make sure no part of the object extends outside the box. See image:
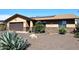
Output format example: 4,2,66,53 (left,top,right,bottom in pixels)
0,31,79,50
